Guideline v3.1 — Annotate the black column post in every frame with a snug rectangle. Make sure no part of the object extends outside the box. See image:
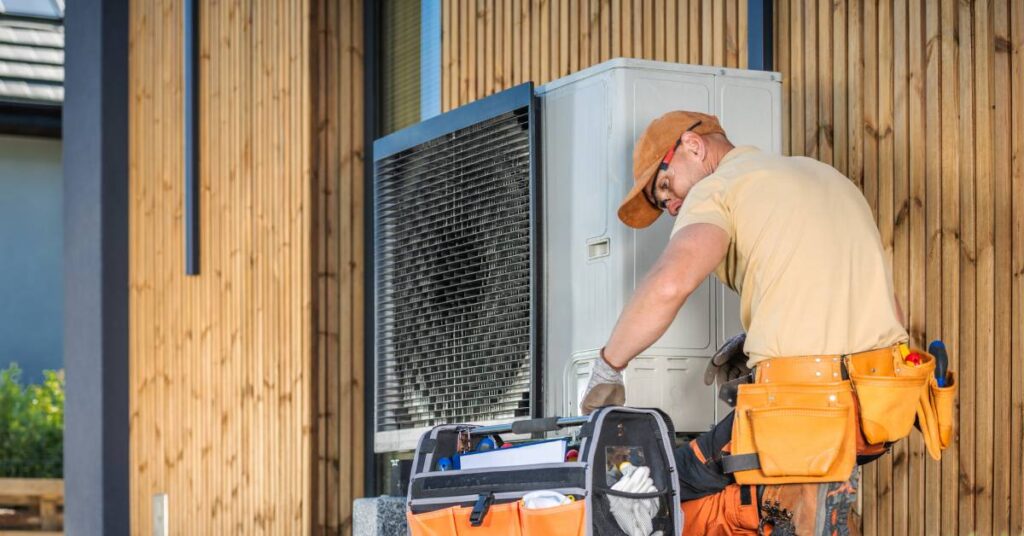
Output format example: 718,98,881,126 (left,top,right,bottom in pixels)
63,0,130,533
363,0,380,498
748,0,774,71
